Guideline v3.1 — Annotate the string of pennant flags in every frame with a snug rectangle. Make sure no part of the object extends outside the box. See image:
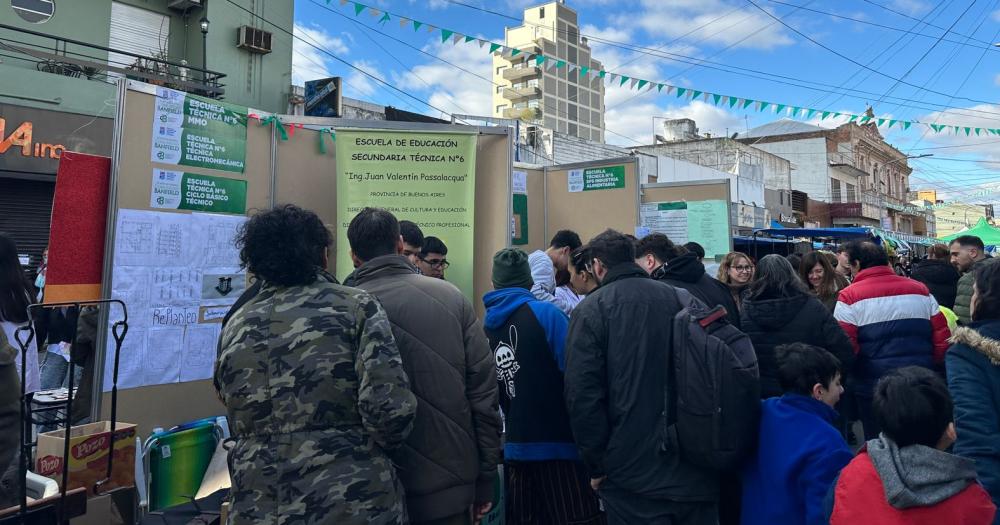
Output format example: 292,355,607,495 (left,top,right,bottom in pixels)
327,0,1000,138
